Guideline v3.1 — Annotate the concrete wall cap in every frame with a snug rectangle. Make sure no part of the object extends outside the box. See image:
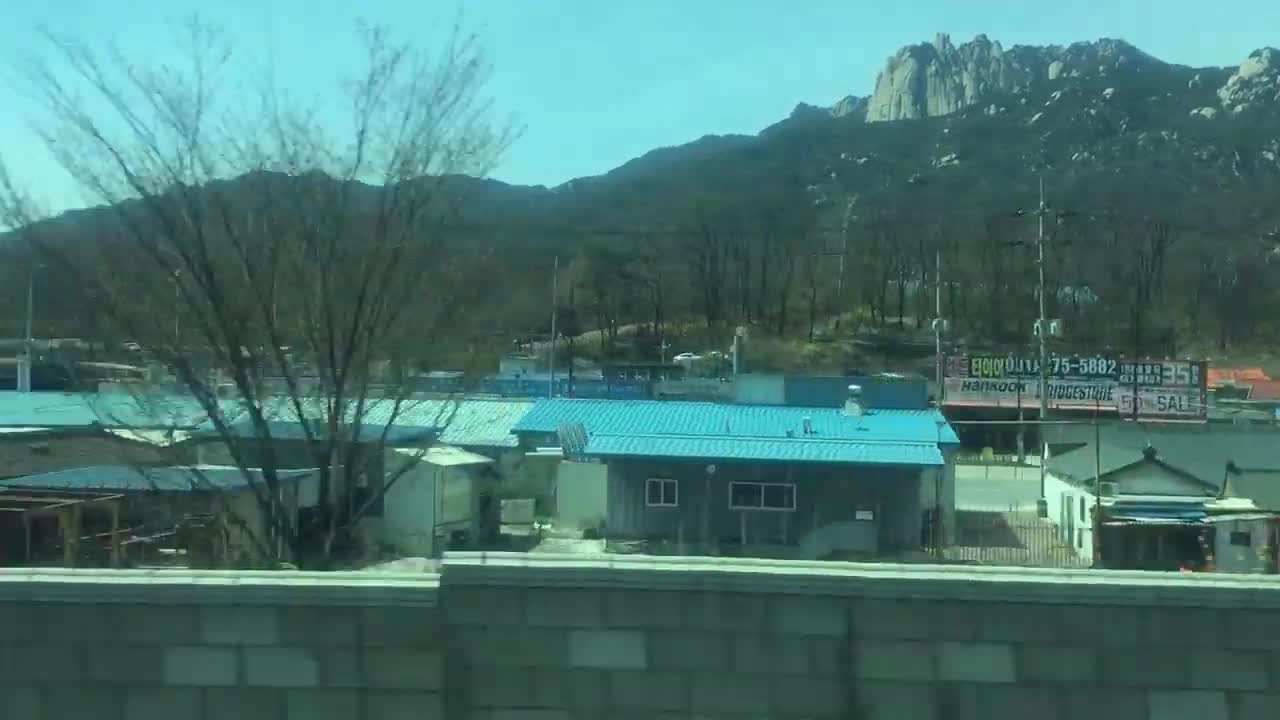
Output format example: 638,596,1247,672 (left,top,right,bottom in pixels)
440,552,1280,609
